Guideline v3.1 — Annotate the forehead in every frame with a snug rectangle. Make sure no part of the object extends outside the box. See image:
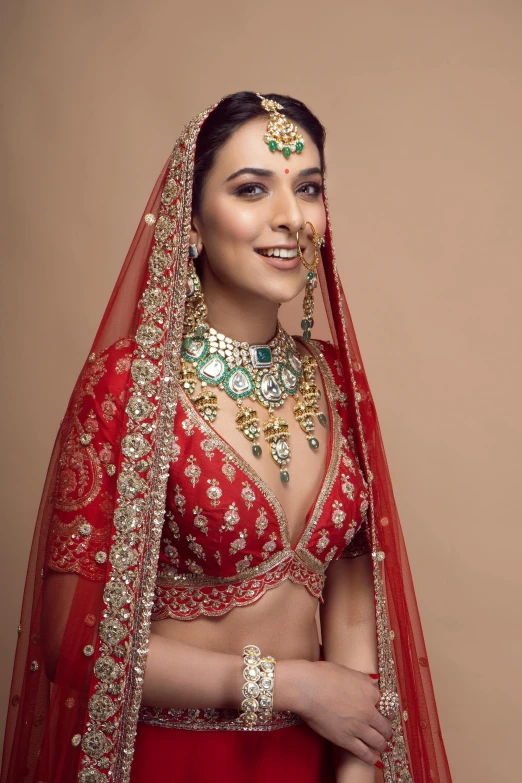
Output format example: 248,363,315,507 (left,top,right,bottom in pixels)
209,116,322,177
